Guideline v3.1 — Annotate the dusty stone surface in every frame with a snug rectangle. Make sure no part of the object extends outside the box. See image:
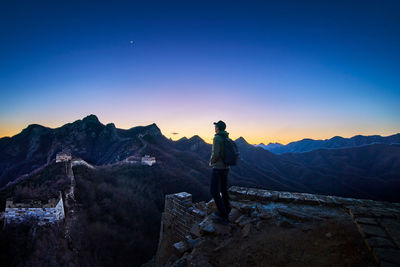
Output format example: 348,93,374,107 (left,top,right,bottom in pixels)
356,217,379,225
374,248,400,265
154,187,400,267
366,237,396,248
379,218,400,248
358,224,388,238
